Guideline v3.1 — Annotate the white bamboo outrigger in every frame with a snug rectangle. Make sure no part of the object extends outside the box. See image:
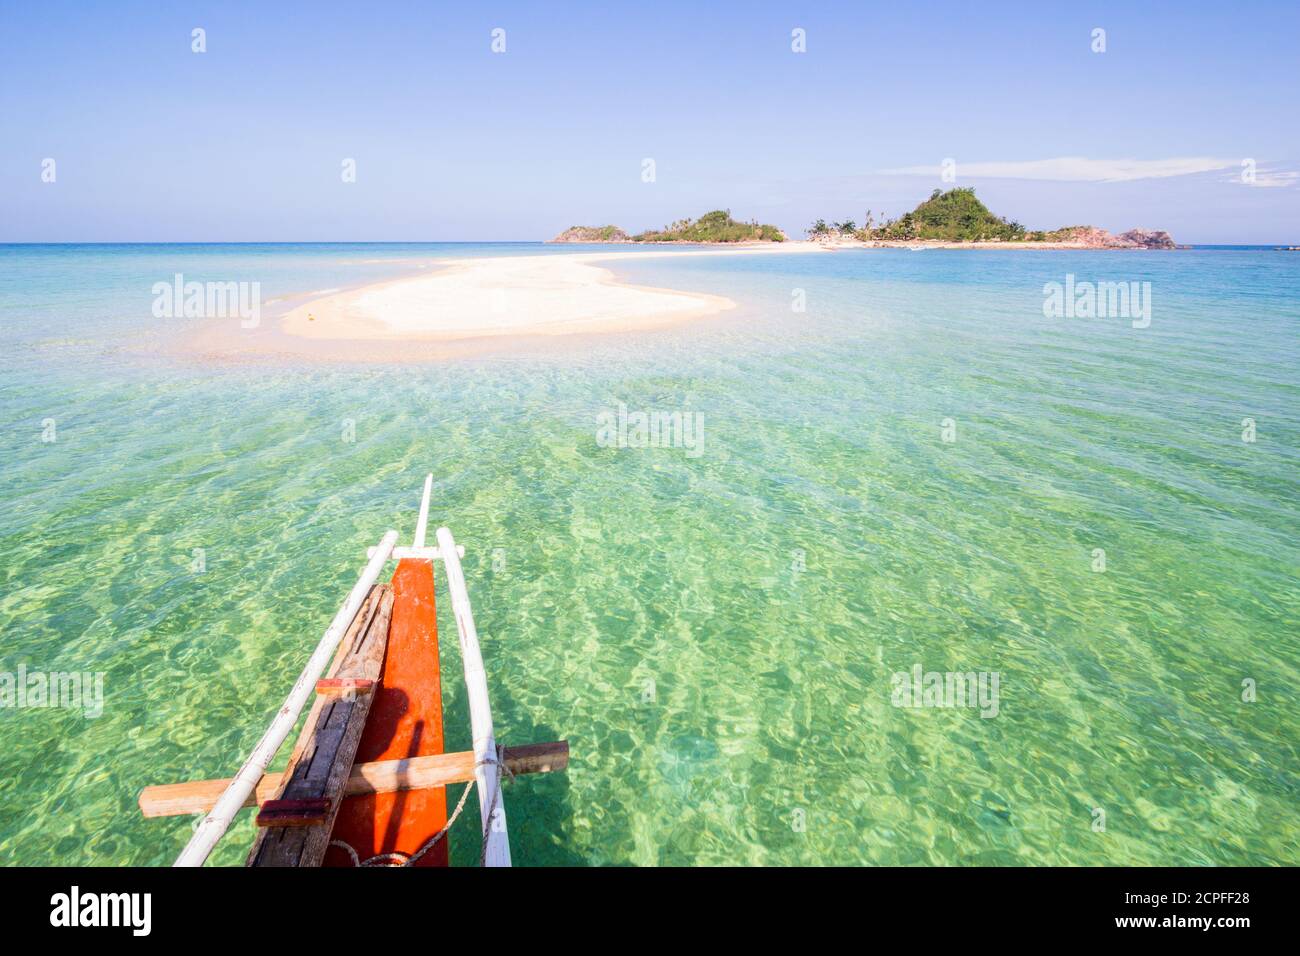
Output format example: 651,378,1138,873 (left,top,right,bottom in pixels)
413,473,433,549
437,525,511,867
175,530,399,867
161,474,538,867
